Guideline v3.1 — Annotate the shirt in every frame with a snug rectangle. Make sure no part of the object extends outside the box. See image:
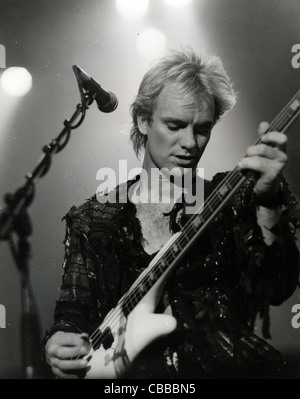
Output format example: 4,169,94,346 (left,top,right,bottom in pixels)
44,173,299,379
